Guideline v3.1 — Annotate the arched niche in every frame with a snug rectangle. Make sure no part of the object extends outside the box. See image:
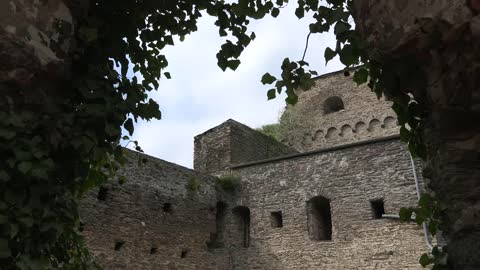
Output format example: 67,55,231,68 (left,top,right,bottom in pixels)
368,119,381,132
340,124,353,137
325,127,338,139
383,116,398,128
323,96,345,114
354,121,367,133
232,206,251,248
306,196,332,241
